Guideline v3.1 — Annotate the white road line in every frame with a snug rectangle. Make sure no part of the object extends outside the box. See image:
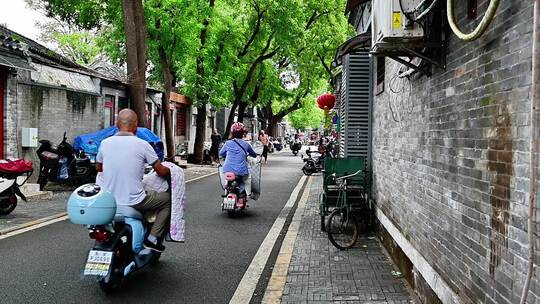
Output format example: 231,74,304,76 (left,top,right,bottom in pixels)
229,175,308,304
184,171,218,183
0,171,218,240
0,215,68,240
